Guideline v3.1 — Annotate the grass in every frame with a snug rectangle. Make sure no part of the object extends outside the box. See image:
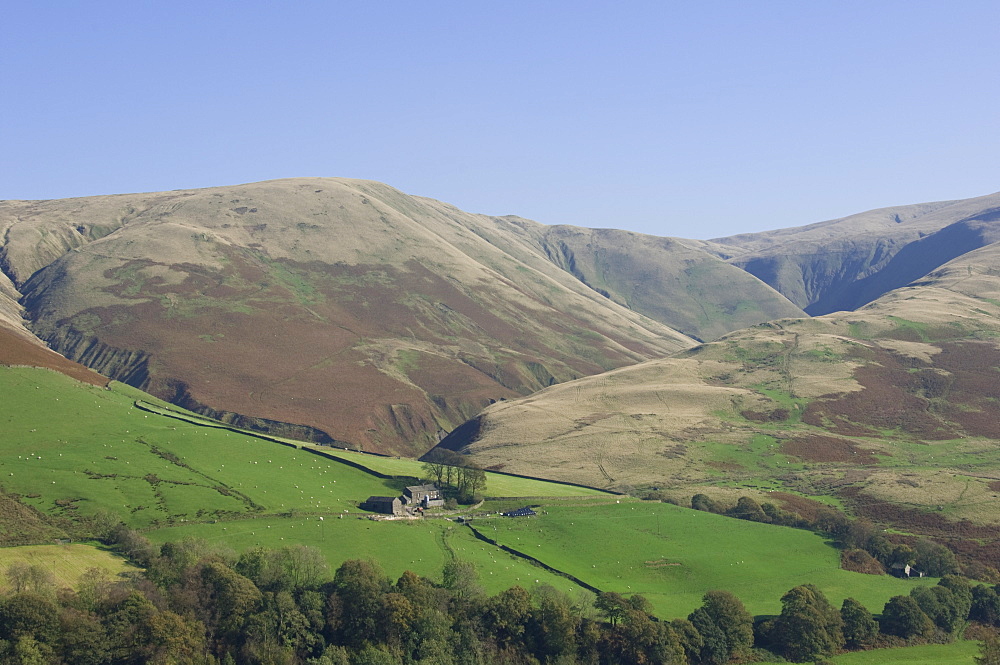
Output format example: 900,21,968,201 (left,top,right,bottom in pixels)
145,516,586,597
757,640,979,664
484,501,934,618
0,543,137,592
887,316,931,342
0,365,947,624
